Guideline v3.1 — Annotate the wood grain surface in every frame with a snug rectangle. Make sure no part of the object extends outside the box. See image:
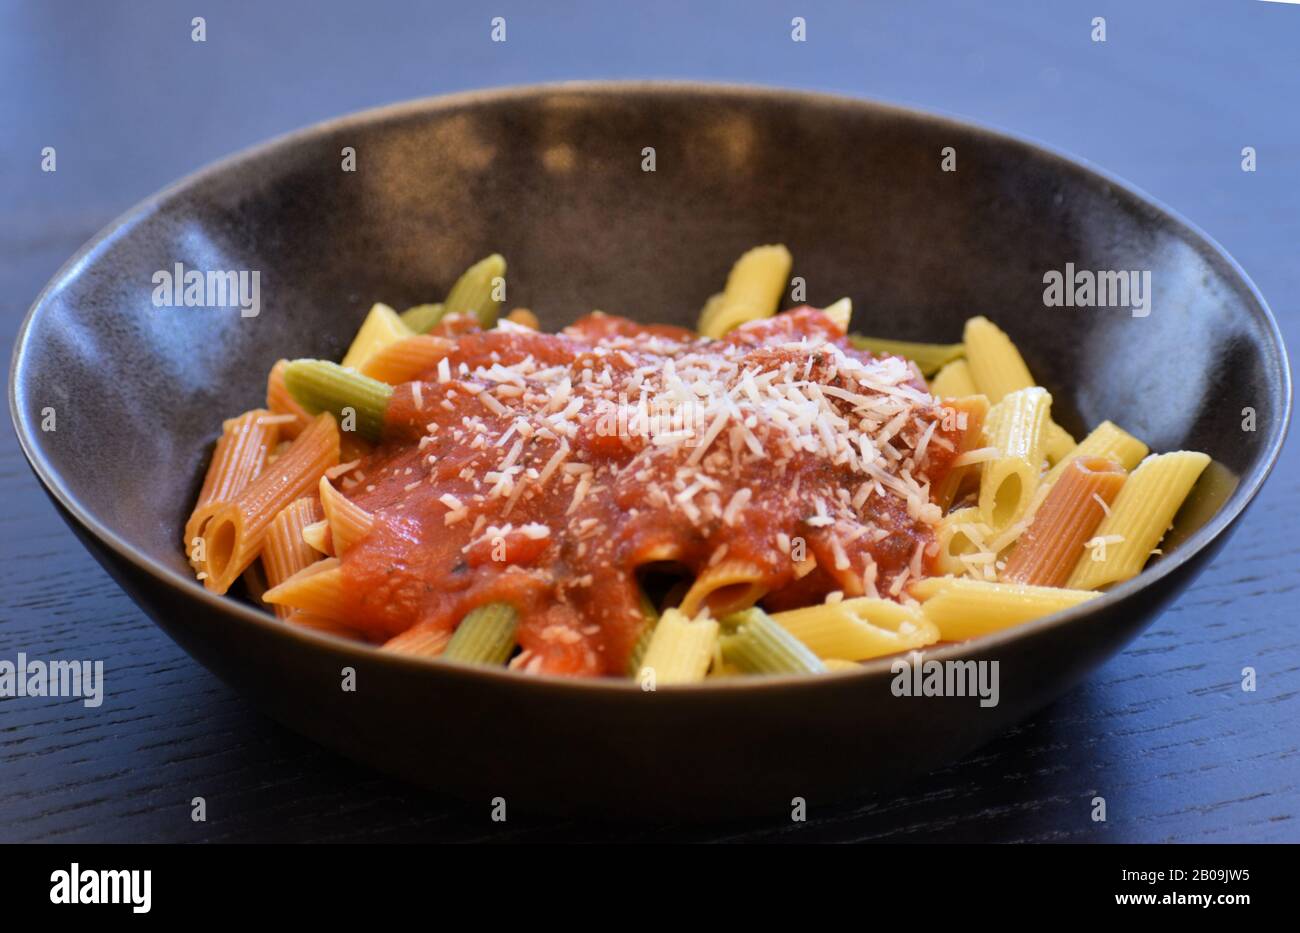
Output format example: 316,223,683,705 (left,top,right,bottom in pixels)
1,0,1297,842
